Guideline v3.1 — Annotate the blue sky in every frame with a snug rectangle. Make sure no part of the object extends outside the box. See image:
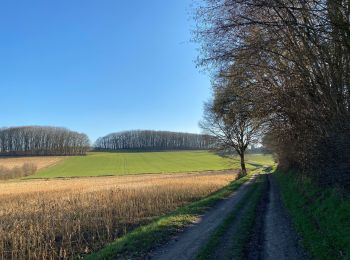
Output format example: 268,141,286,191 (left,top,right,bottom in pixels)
0,1,211,142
